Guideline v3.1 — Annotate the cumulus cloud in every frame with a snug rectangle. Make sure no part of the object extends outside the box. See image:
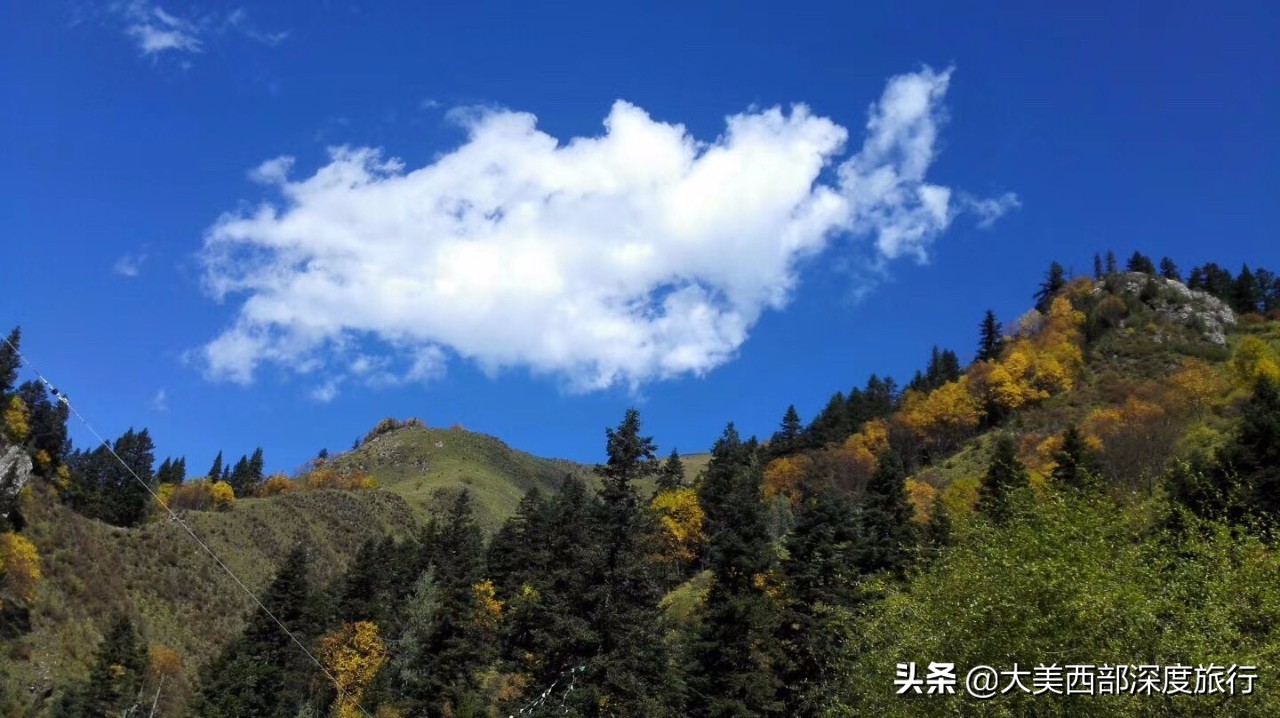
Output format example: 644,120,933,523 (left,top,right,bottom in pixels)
200,66,1016,392
151,388,168,412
